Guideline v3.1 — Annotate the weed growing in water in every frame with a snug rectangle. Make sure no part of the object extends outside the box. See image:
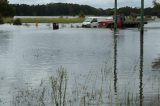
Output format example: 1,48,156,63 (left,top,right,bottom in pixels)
50,66,68,106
